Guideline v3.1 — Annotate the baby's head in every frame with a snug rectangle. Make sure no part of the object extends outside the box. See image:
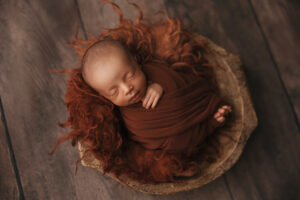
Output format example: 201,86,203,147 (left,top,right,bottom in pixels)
81,40,147,107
